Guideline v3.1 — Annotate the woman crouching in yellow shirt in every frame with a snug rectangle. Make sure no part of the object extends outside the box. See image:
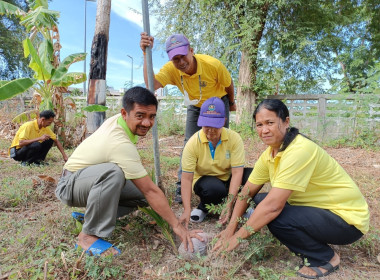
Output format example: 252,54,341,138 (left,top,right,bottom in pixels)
213,99,369,279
